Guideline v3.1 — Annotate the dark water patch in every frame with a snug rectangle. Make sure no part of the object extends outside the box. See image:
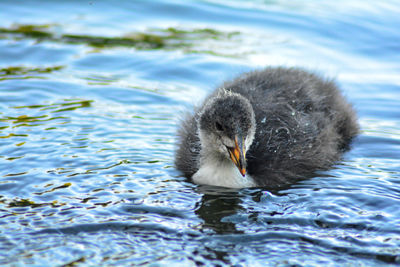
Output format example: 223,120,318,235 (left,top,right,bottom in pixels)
199,231,400,264
29,222,193,236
